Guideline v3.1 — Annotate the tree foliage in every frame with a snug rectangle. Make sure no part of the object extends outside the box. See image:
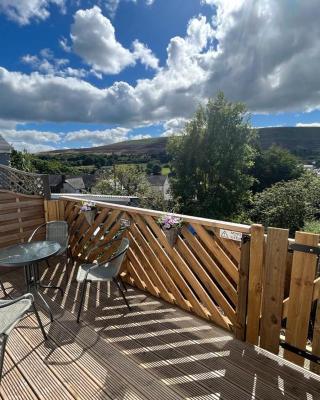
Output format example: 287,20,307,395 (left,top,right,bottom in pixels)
250,172,320,234
251,145,303,192
168,93,256,220
10,149,35,172
92,165,166,210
